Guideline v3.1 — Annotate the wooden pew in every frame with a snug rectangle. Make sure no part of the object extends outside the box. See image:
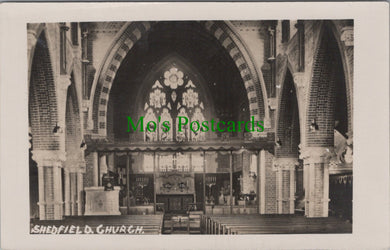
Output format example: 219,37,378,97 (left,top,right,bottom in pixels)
202,214,352,235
